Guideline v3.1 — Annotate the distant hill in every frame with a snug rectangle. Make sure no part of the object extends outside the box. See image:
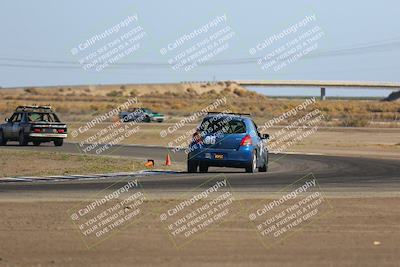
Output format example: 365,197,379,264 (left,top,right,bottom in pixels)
0,81,247,97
